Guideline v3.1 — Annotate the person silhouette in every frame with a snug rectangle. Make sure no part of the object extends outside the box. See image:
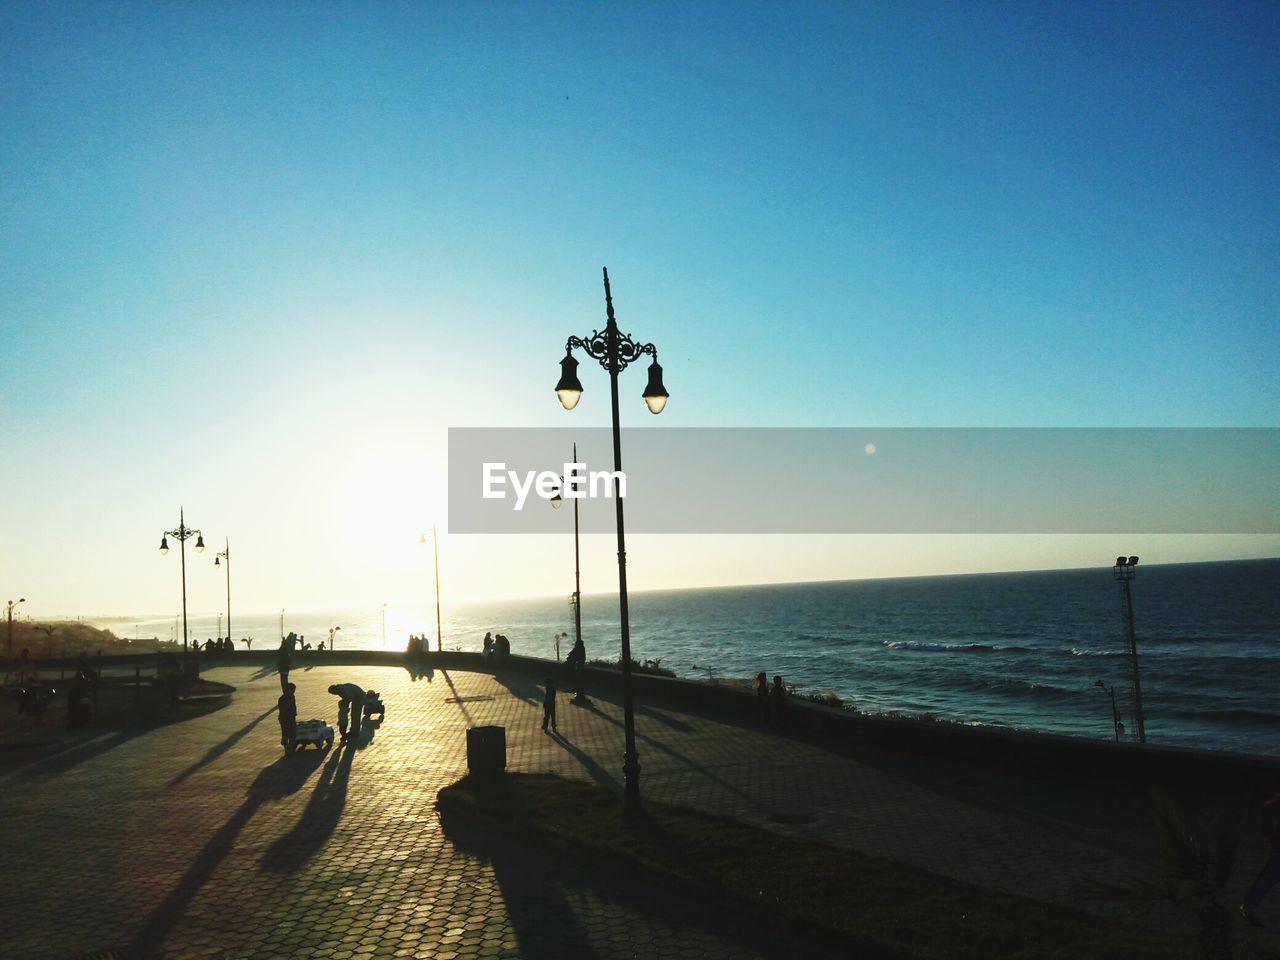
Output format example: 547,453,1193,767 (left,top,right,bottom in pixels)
542,678,557,732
